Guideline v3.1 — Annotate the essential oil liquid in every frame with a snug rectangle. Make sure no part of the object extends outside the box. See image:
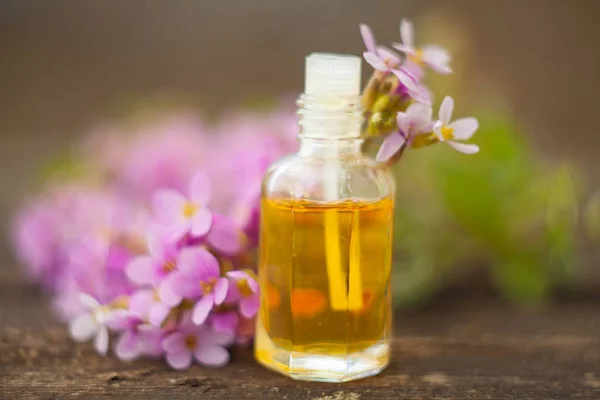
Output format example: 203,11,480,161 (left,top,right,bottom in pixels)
255,197,393,382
